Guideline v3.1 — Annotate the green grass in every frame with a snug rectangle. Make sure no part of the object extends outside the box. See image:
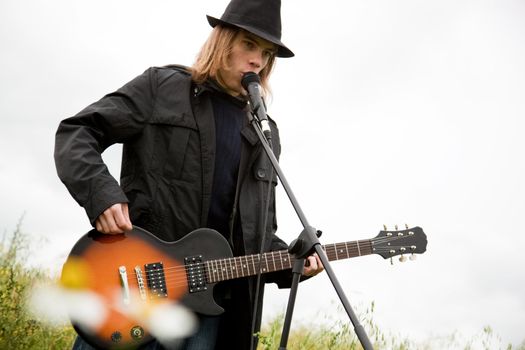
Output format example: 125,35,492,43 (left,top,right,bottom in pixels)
0,220,76,349
1,220,524,349
256,303,413,350
256,311,525,350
